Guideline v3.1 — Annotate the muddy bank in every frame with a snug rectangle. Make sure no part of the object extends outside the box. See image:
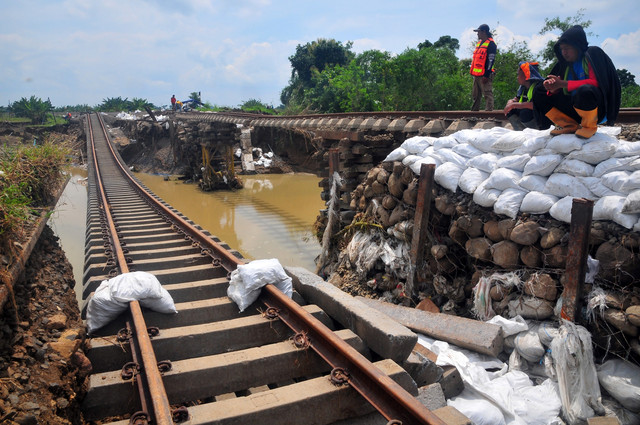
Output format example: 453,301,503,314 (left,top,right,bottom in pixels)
0,227,89,425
